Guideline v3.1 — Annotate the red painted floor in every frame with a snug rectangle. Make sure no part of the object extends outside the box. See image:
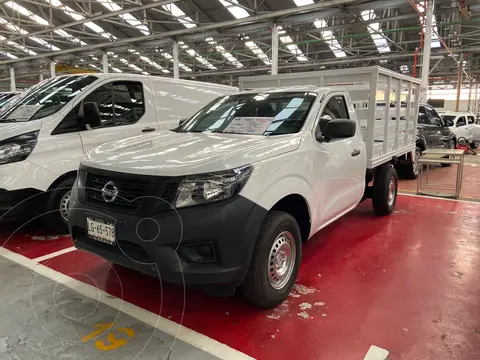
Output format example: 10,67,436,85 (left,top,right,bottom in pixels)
399,164,480,200
2,195,480,360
